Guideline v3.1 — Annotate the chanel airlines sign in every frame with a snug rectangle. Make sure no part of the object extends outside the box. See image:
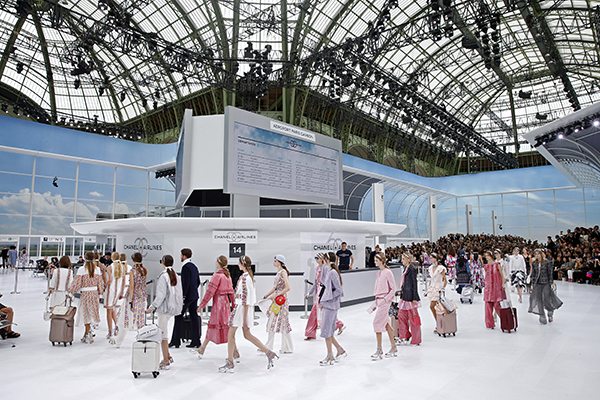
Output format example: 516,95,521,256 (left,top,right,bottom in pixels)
123,237,163,258
212,231,258,244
